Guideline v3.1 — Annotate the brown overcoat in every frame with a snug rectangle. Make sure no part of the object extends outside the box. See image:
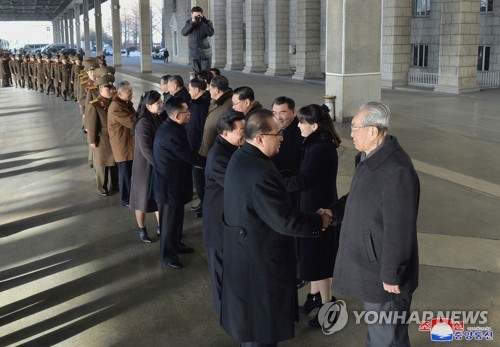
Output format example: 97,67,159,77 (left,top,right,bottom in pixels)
86,96,115,167
107,95,135,162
